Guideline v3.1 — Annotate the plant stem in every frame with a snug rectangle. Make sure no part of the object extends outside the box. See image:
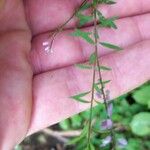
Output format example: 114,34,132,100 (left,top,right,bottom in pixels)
87,44,96,146
93,5,116,150
48,0,89,50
